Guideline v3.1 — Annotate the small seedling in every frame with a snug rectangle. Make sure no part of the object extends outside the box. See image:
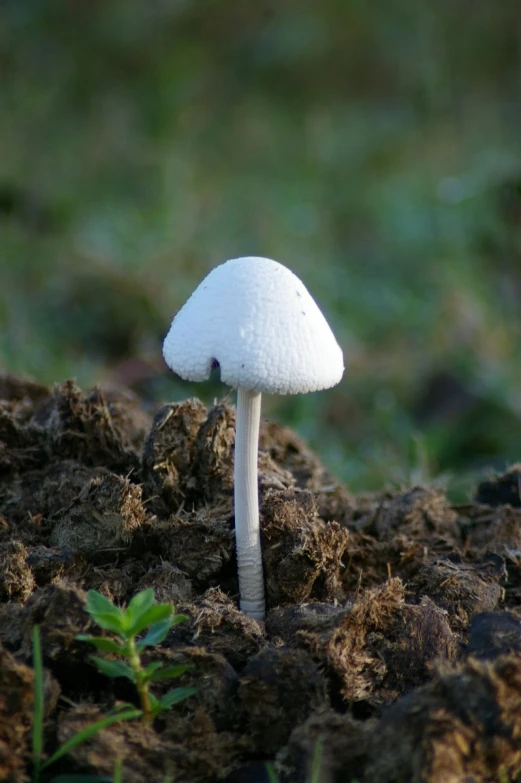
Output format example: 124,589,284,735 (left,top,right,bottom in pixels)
32,625,141,783
77,588,196,723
